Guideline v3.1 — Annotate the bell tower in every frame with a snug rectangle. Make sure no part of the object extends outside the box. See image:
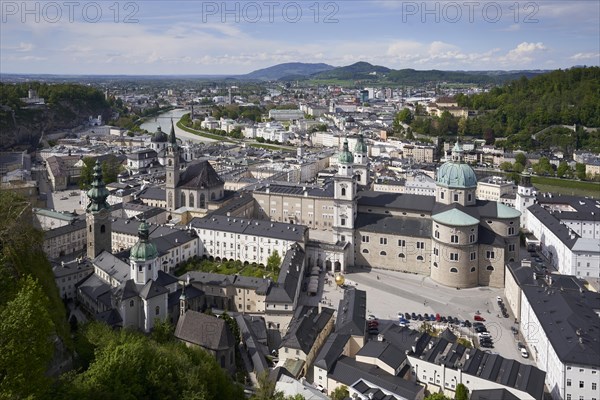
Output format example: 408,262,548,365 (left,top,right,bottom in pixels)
86,160,112,259
353,134,369,187
166,119,180,211
333,138,357,258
